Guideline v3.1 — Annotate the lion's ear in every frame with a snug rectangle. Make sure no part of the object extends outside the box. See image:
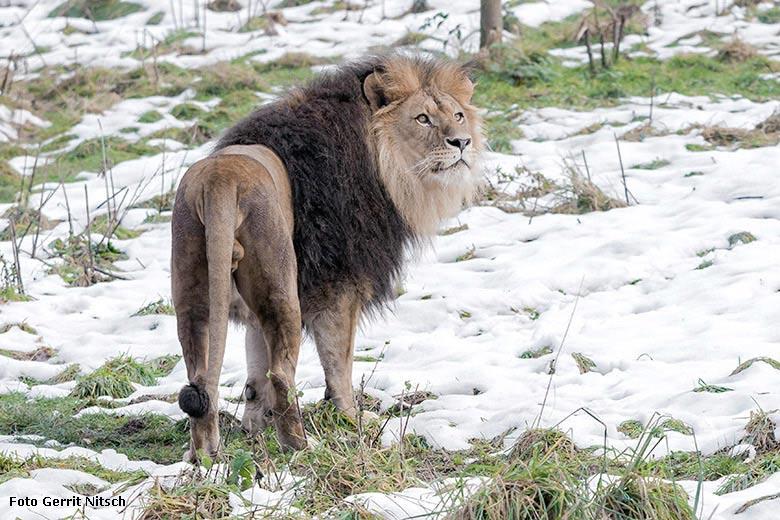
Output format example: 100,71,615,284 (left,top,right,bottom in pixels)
363,71,389,111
